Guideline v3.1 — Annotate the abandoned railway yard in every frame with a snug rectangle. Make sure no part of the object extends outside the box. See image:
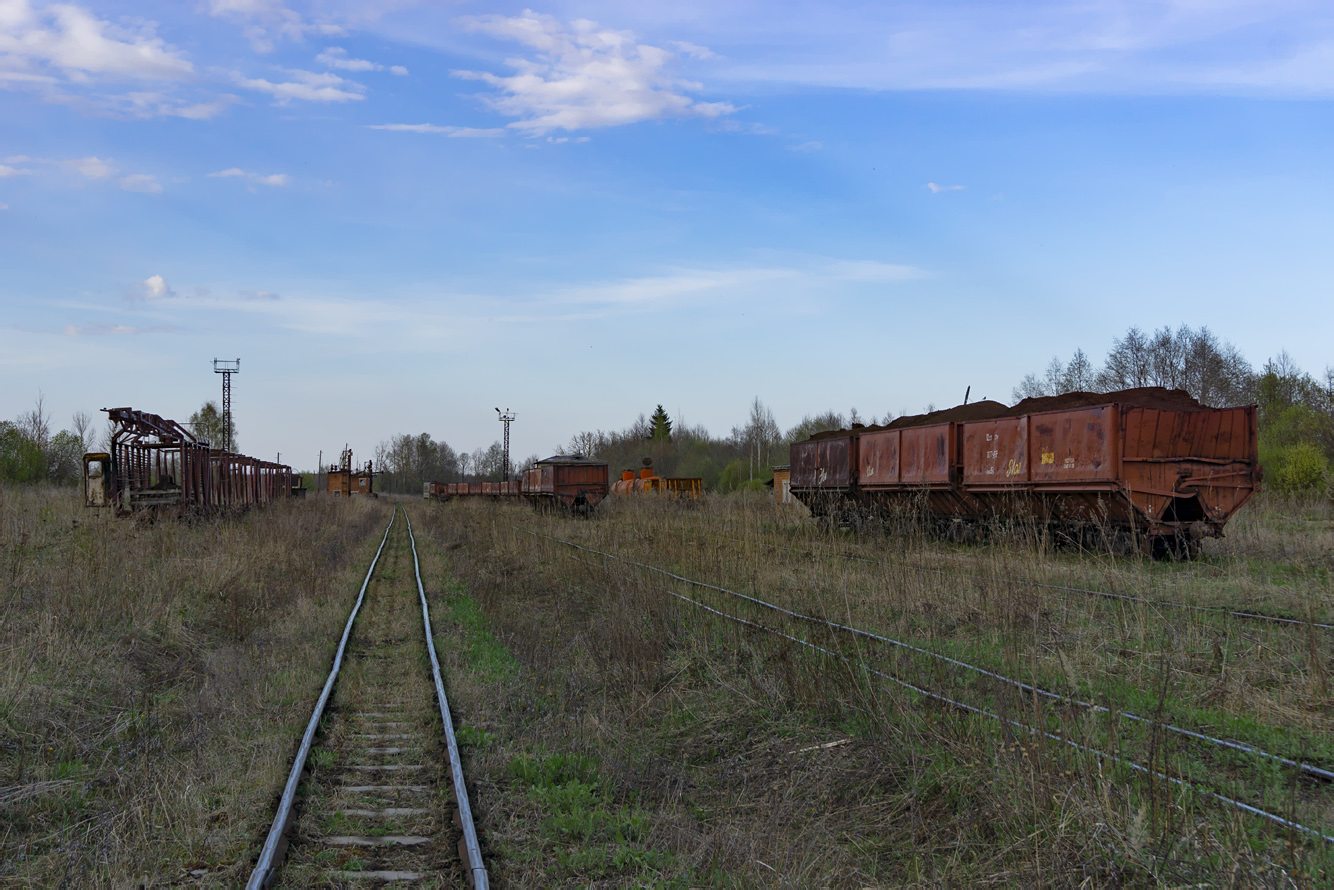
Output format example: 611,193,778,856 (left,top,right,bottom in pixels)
0,482,1329,886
